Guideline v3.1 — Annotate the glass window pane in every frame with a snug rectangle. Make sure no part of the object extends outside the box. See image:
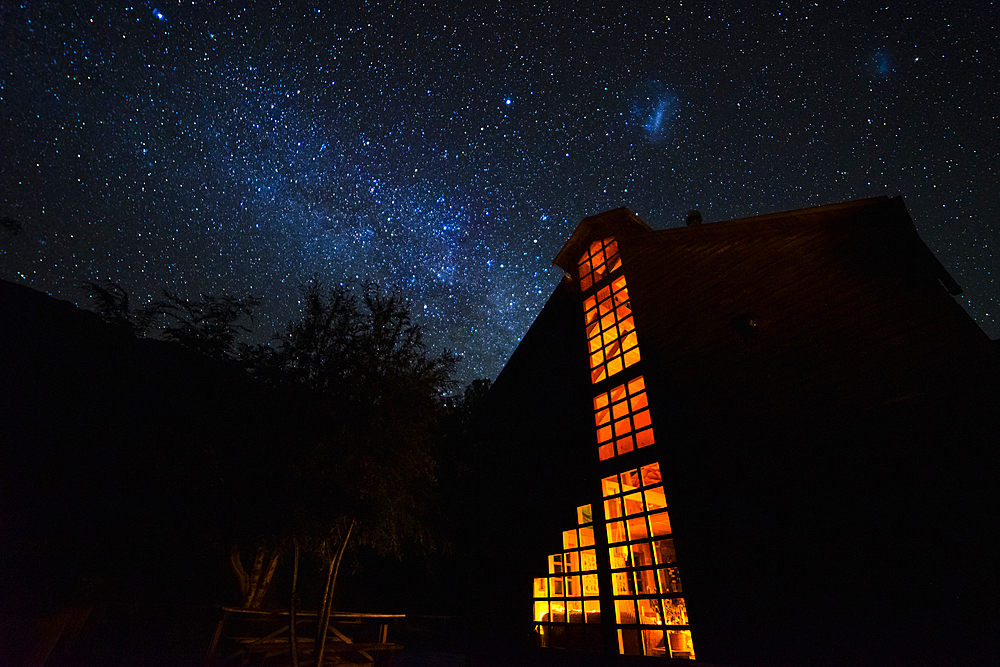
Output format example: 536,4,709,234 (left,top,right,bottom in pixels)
611,399,630,420
534,600,549,622
667,630,695,659
608,545,629,569
643,629,667,657
612,274,626,292
623,492,645,515
564,551,578,572
550,601,566,622
577,504,593,525
594,392,609,409
624,348,641,366
629,392,648,411
604,497,623,519
661,598,689,625
597,425,613,443
640,463,661,486
635,427,655,448
631,541,654,567
635,568,657,594
606,356,624,377
583,599,601,622
579,526,595,547
582,574,600,597
609,383,627,403
591,366,606,384
612,571,633,595
549,554,563,574
657,567,683,593
583,295,596,311
550,577,564,596
621,469,640,491
637,598,663,625
601,475,620,497
563,529,578,550
618,629,642,655
580,549,597,571
627,516,649,541
615,435,634,455
598,443,614,460
644,485,667,510
567,600,583,623
614,599,637,625
653,538,676,564
566,575,581,597
606,521,627,544
648,511,672,537
597,286,611,302
534,577,548,597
